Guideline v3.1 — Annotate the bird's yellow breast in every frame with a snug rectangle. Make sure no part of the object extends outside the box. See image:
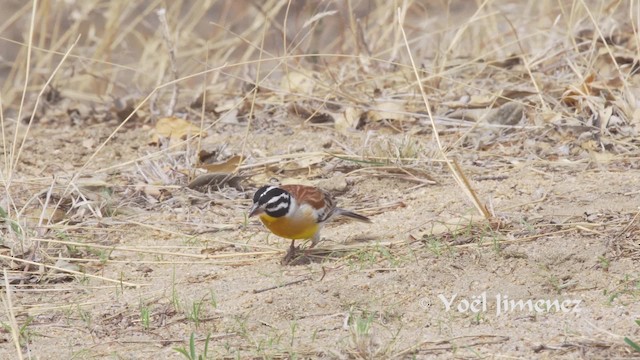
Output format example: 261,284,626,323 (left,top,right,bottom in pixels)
258,210,319,240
